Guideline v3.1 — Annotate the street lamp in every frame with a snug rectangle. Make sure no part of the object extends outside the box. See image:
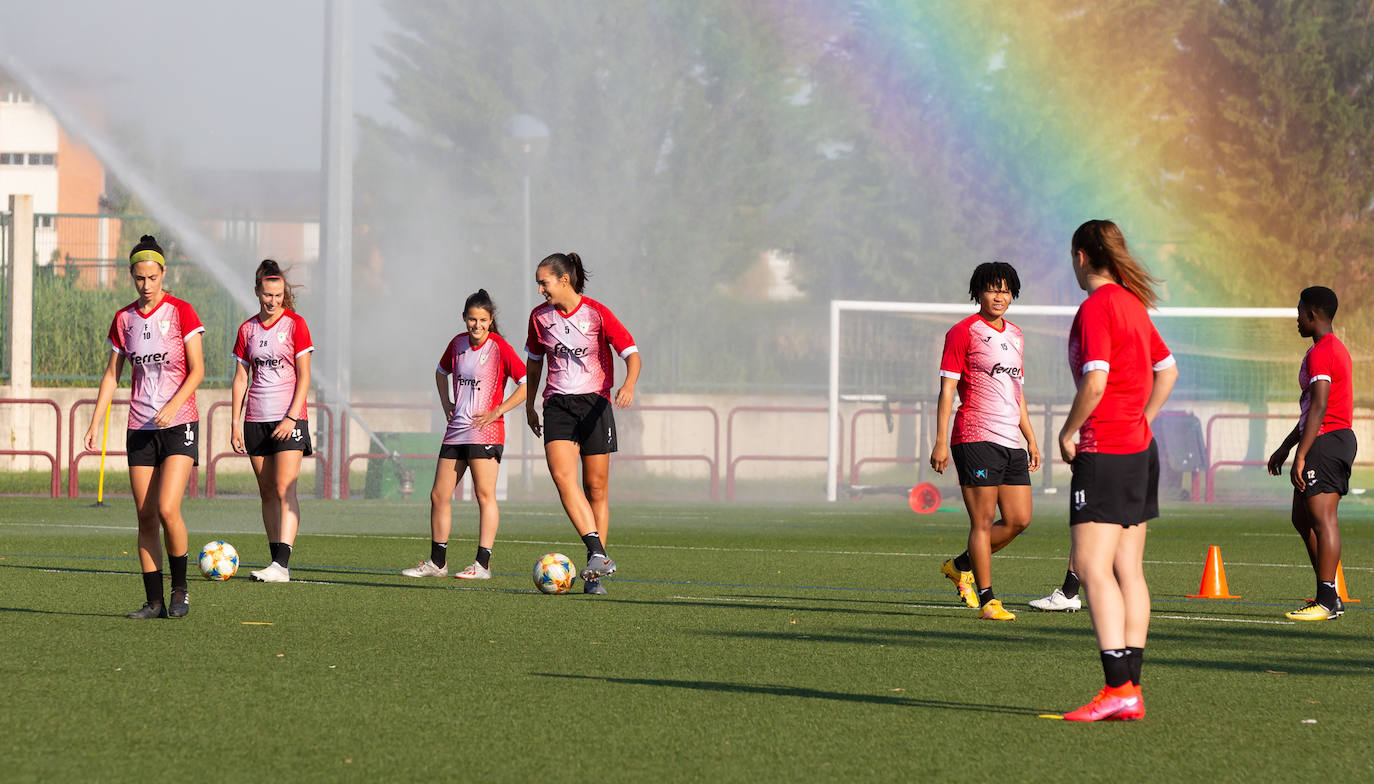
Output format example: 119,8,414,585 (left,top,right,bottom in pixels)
505,113,549,493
